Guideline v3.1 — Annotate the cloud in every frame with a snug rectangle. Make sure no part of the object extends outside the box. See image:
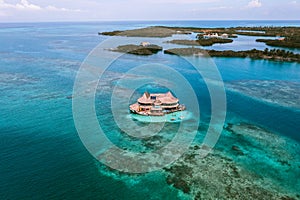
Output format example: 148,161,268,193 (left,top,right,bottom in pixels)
247,0,262,8
132,0,220,4
45,5,81,12
0,0,13,9
0,0,41,10
17,0,41,10
0,0,82,12
0,0,298,22
191,5,232,12
0,9,8,16
207,6,233,11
